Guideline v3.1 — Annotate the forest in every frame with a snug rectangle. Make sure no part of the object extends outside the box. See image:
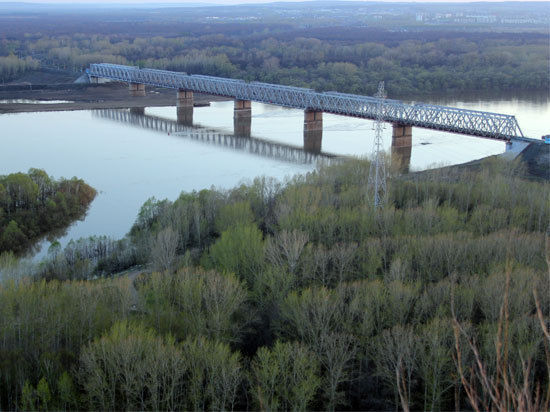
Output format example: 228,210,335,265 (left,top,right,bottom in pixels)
1,3,549,410
0,169,96,254
0,157,549,410
0,55,39,83
0,4,548,95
